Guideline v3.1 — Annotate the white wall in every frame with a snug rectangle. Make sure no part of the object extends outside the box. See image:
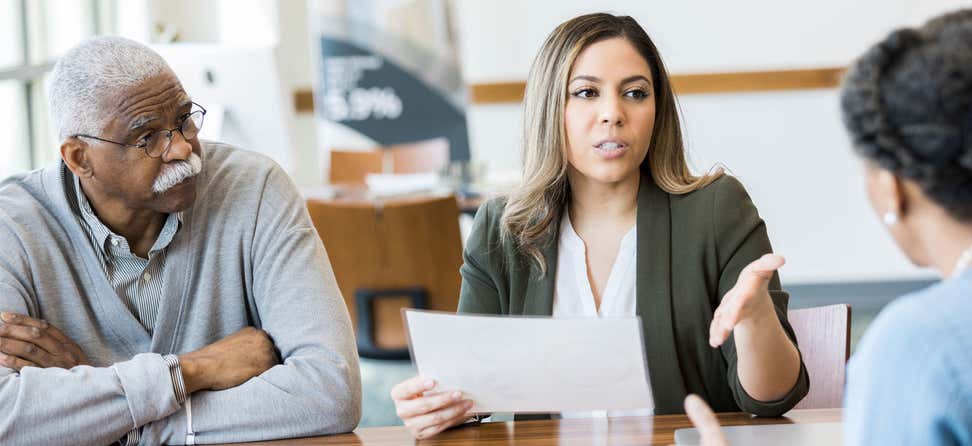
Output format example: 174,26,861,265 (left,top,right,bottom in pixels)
117,0,324,185
452,0,971,283
210,0,323,185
